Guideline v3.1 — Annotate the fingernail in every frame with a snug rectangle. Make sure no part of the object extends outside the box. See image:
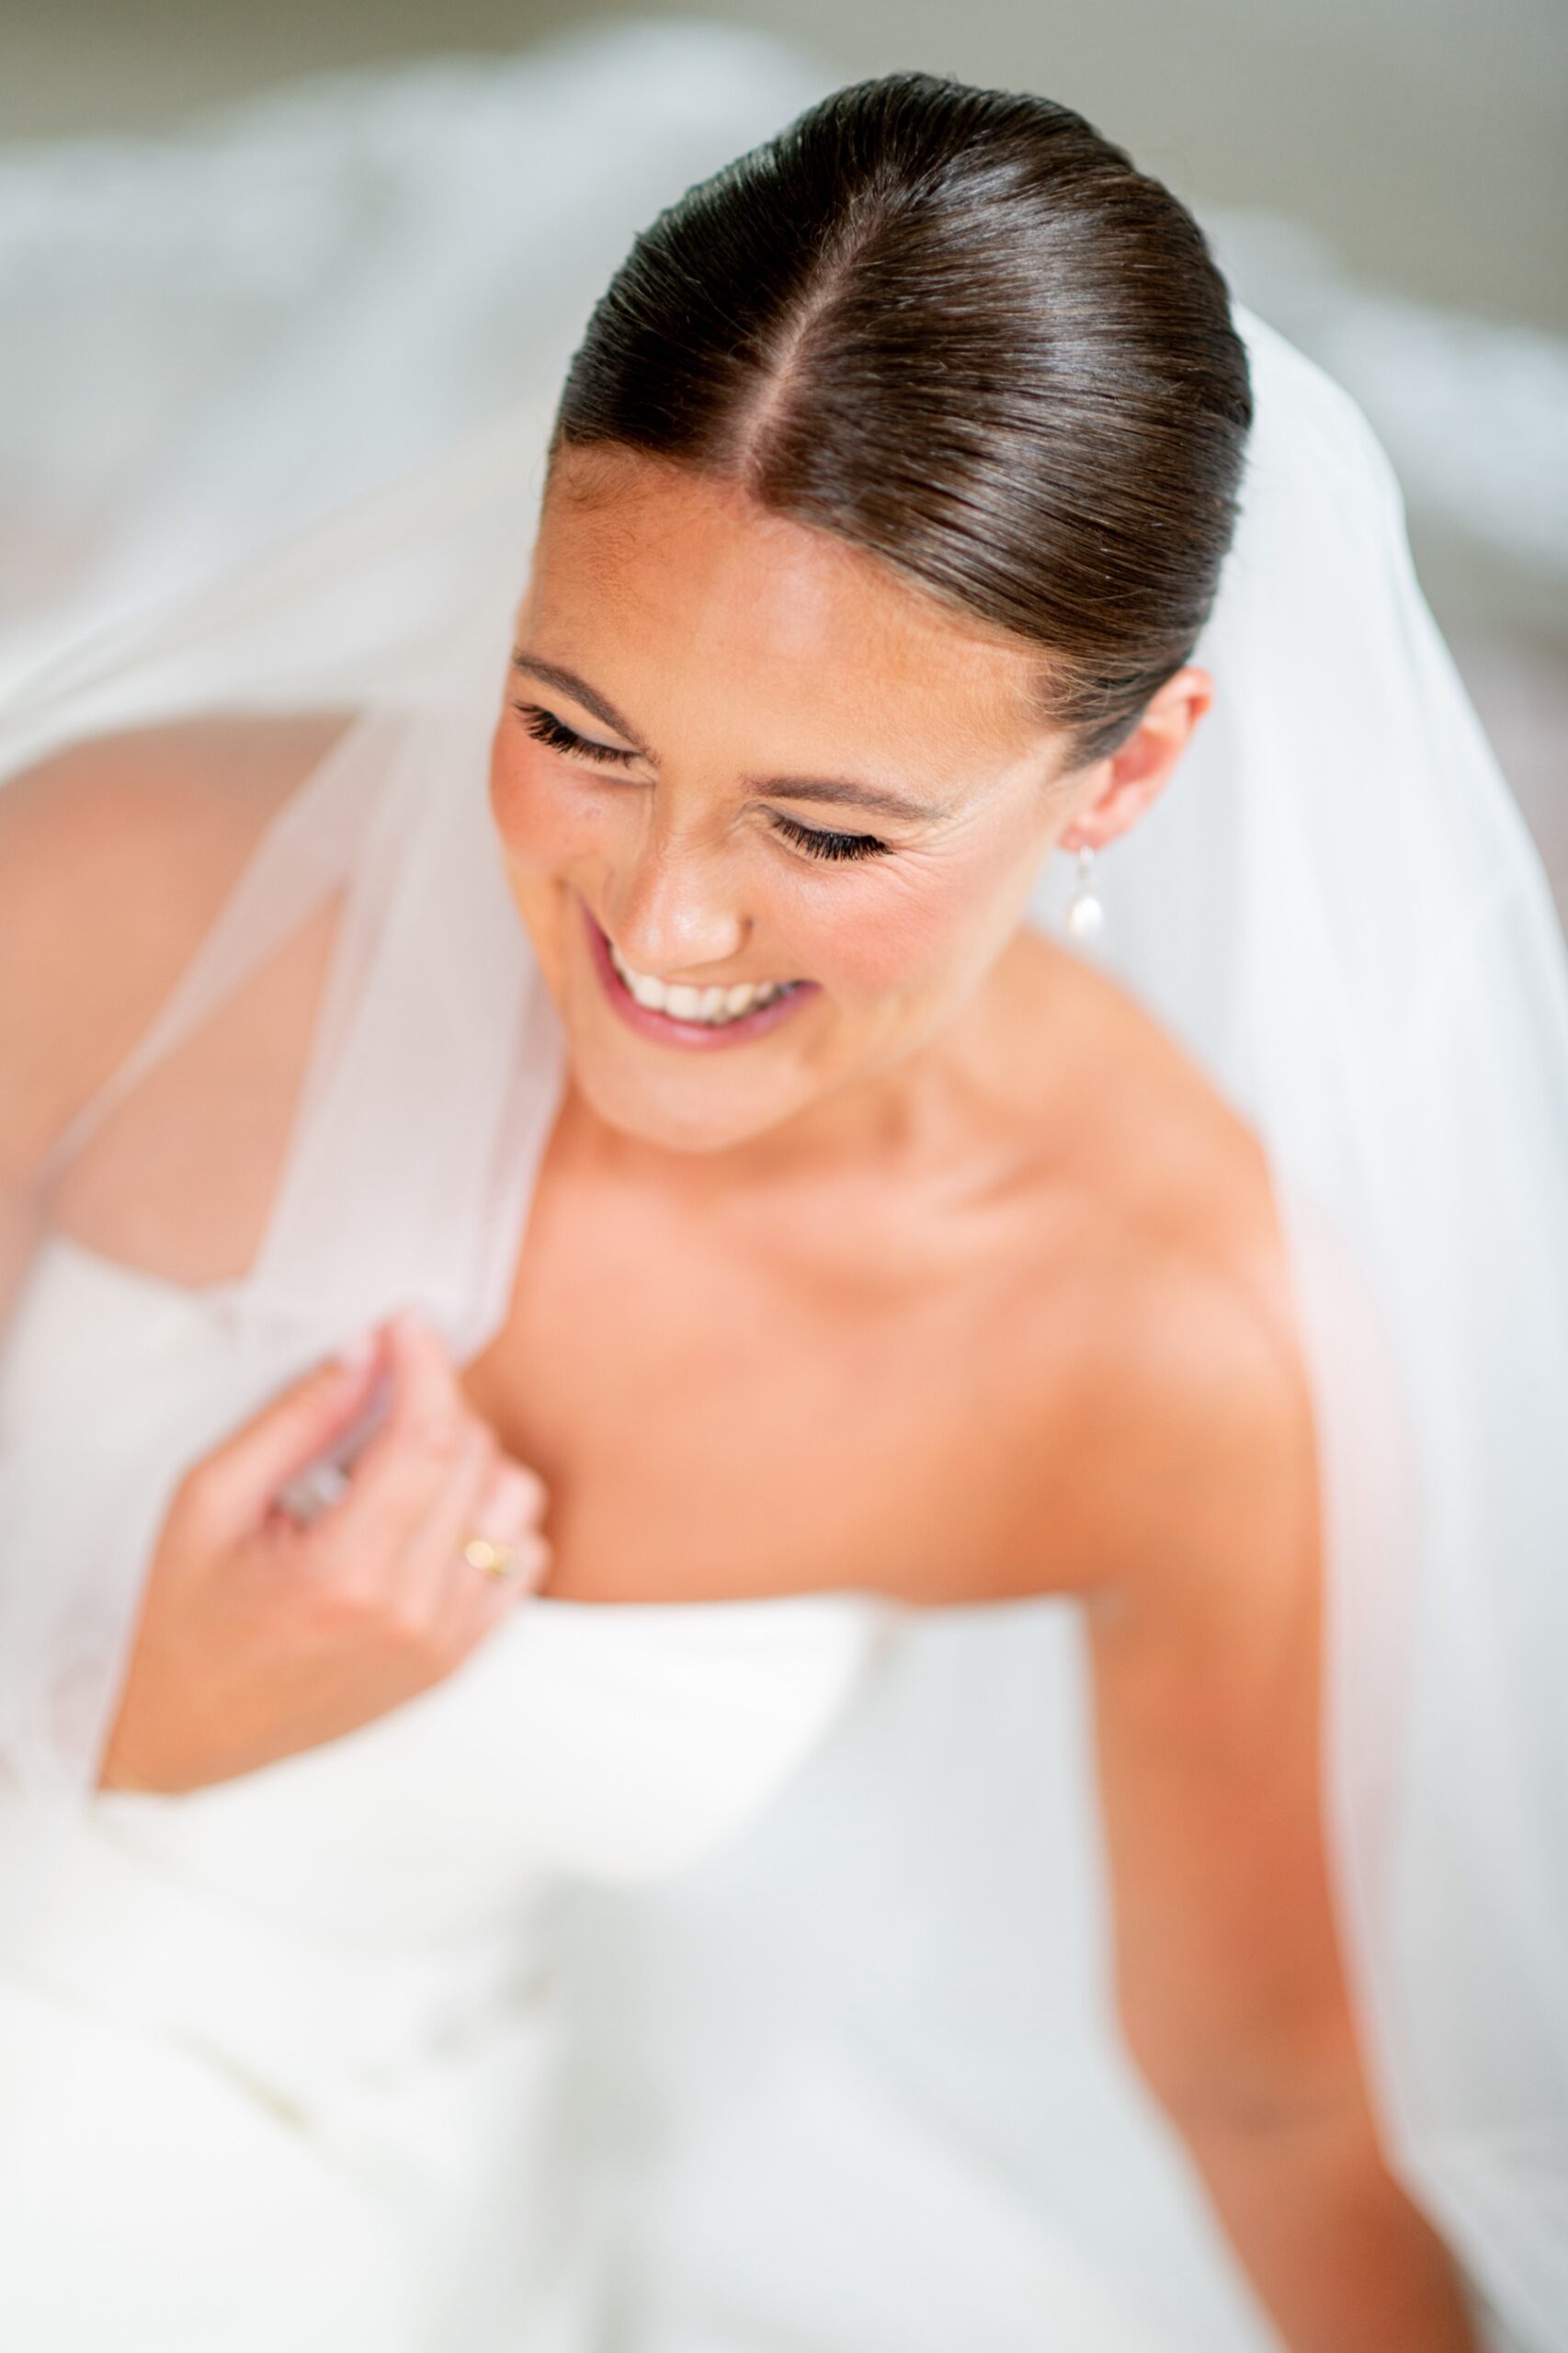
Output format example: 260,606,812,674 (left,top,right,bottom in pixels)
495,1467,538,1520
